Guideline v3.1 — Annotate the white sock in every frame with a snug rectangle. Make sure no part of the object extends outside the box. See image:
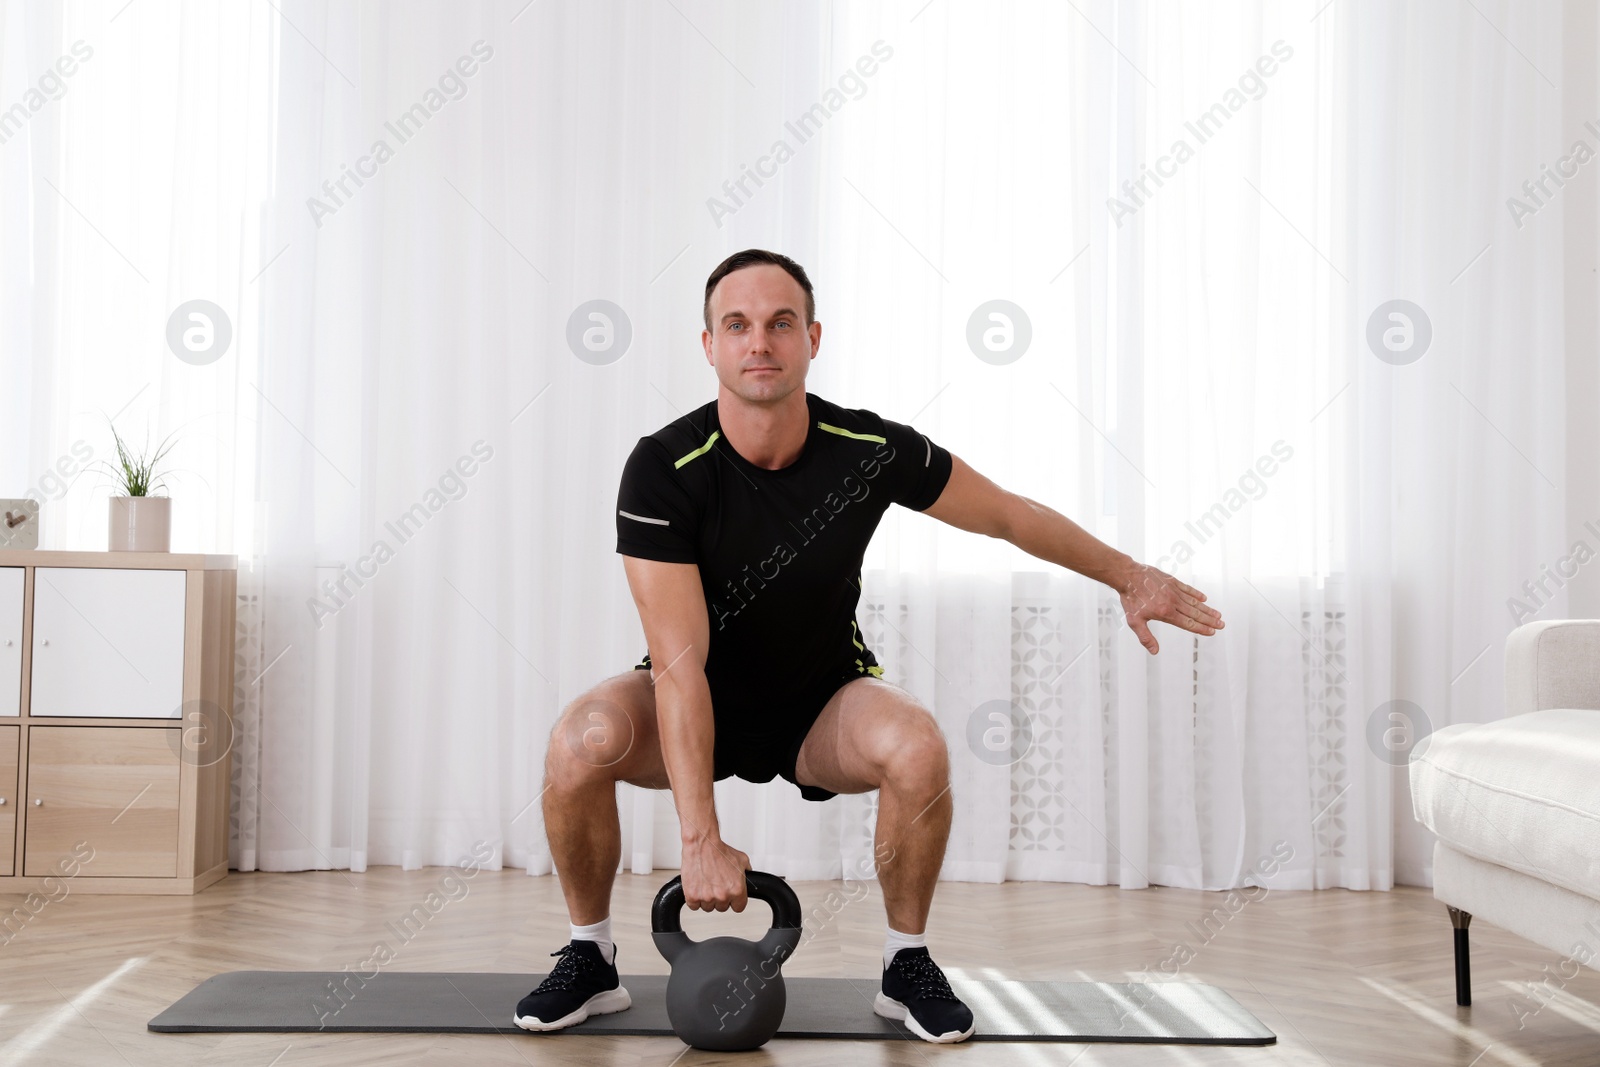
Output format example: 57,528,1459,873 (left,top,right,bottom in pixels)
570,916,615,965
883,924,927,969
